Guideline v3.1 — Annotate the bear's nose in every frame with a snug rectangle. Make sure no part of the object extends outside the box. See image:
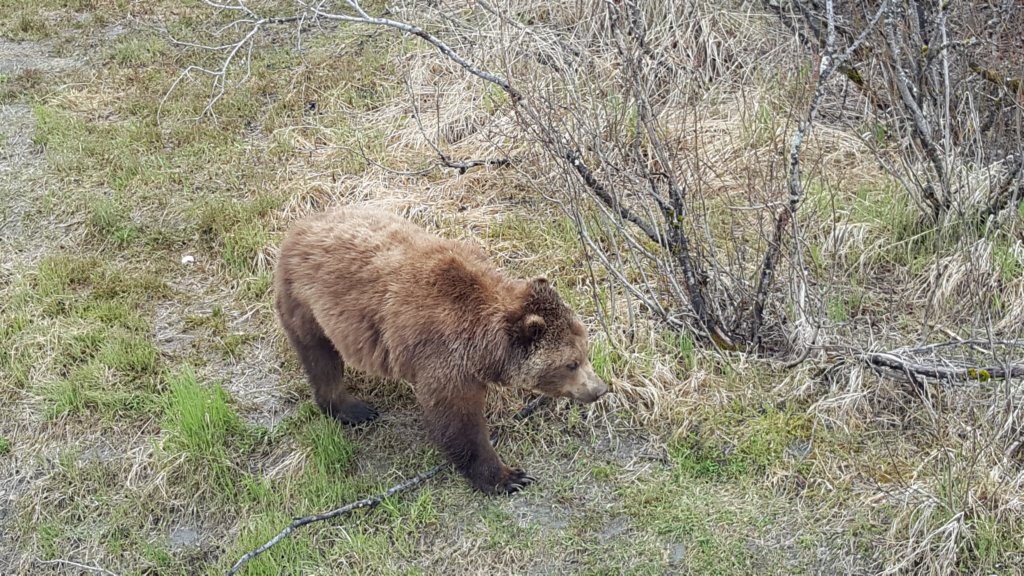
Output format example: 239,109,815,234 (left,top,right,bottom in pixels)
578,375,609,403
